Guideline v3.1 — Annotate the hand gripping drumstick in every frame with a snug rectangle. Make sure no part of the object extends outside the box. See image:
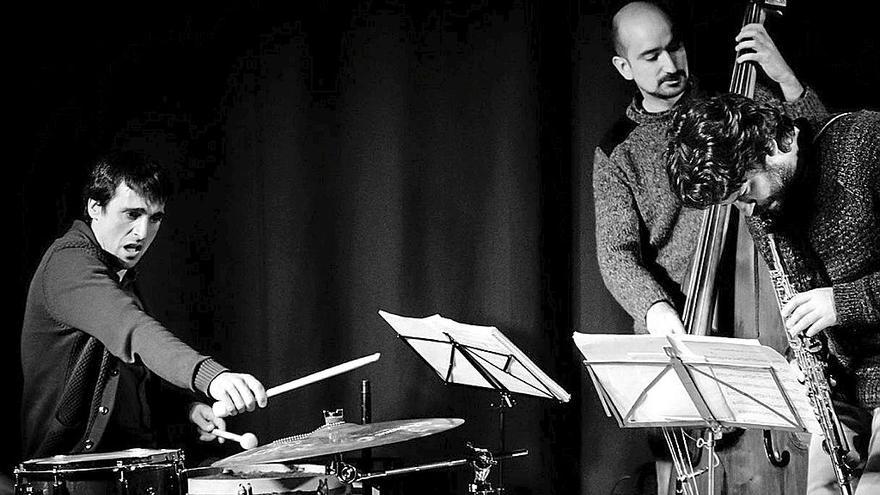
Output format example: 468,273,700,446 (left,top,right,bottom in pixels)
212,428,259,449
212,352,382,418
